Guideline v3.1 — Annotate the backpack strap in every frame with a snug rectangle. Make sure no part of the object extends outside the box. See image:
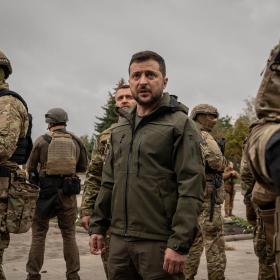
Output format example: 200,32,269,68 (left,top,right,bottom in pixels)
42,134,52,144
0,89,28,111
